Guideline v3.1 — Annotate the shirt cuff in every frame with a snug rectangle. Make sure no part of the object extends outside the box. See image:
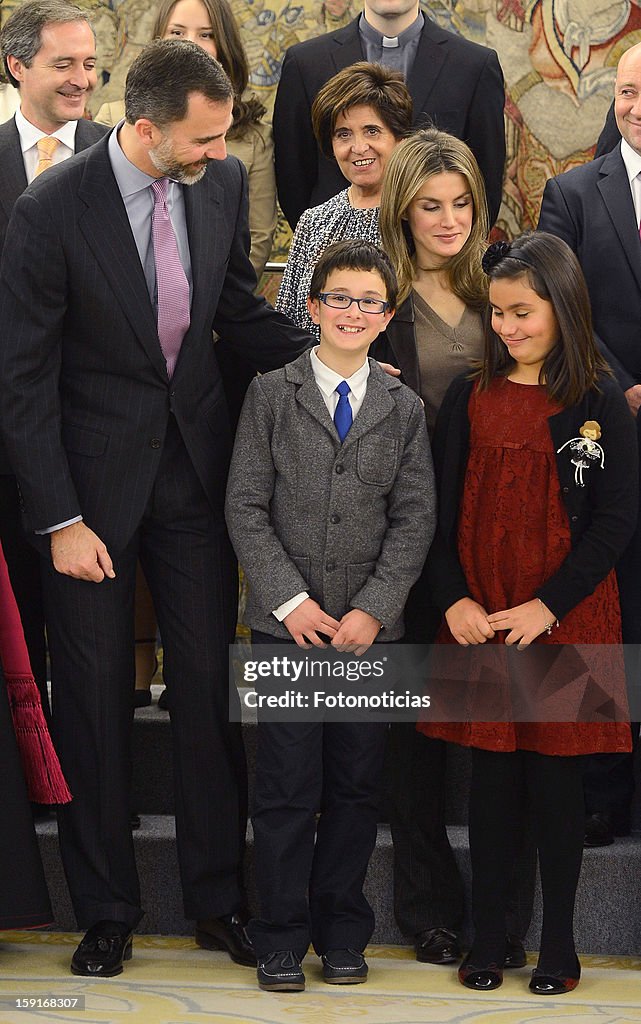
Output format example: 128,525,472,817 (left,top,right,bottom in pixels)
36,516,83,535
273,592,309,622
